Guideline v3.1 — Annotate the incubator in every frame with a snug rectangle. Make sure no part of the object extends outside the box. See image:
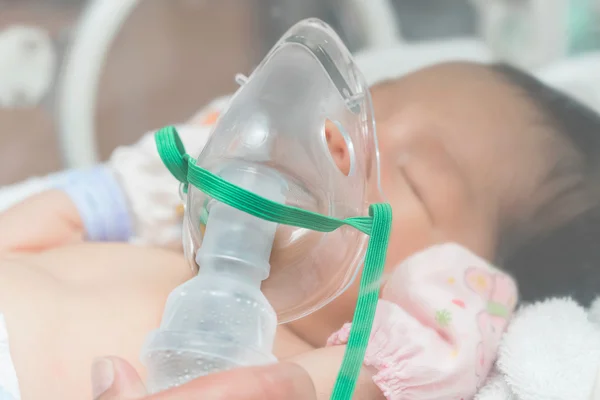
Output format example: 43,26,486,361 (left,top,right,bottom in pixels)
472,0,600,68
